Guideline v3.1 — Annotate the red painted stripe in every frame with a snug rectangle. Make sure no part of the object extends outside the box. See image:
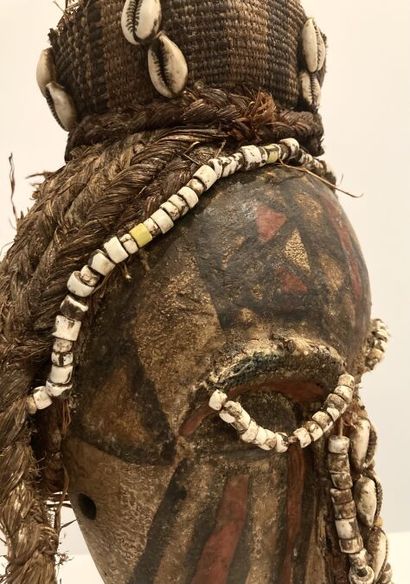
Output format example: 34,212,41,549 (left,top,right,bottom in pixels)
191,474,250,584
